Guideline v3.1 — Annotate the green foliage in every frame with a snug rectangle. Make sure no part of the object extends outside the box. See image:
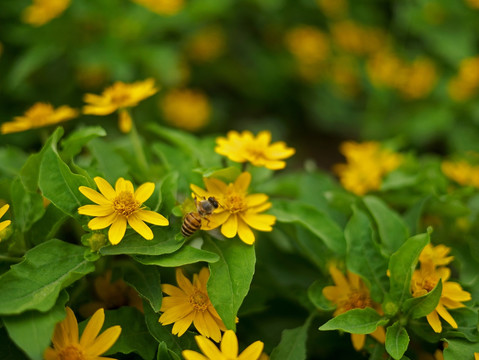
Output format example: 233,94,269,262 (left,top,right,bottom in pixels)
385,322,409,360
270,316,312,360
319,308,388,334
